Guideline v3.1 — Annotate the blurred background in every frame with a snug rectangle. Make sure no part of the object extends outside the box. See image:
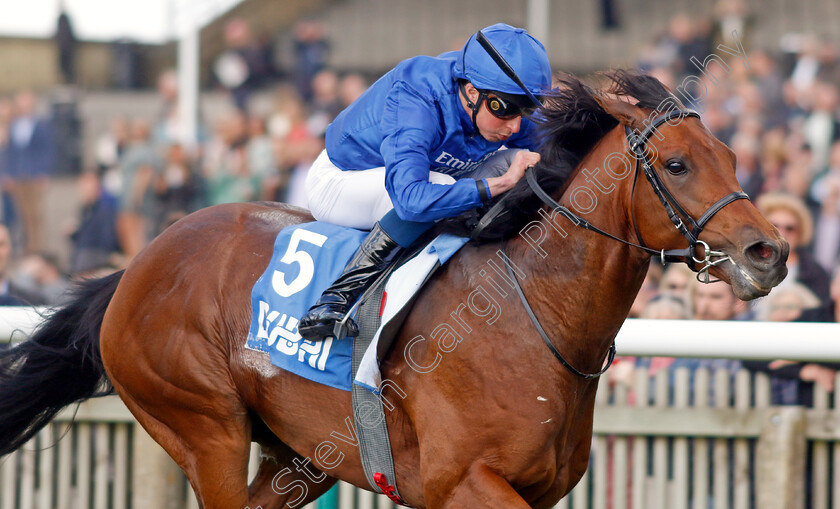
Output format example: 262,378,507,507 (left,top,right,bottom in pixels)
0,0,837,313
